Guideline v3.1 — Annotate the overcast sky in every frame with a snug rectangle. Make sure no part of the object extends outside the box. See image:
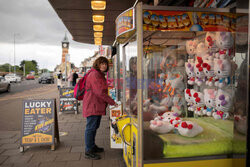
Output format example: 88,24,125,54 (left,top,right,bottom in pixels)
0,0,98,71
